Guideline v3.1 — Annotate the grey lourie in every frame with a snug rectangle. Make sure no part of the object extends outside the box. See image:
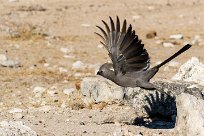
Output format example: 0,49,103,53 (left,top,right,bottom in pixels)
95,16,191,89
